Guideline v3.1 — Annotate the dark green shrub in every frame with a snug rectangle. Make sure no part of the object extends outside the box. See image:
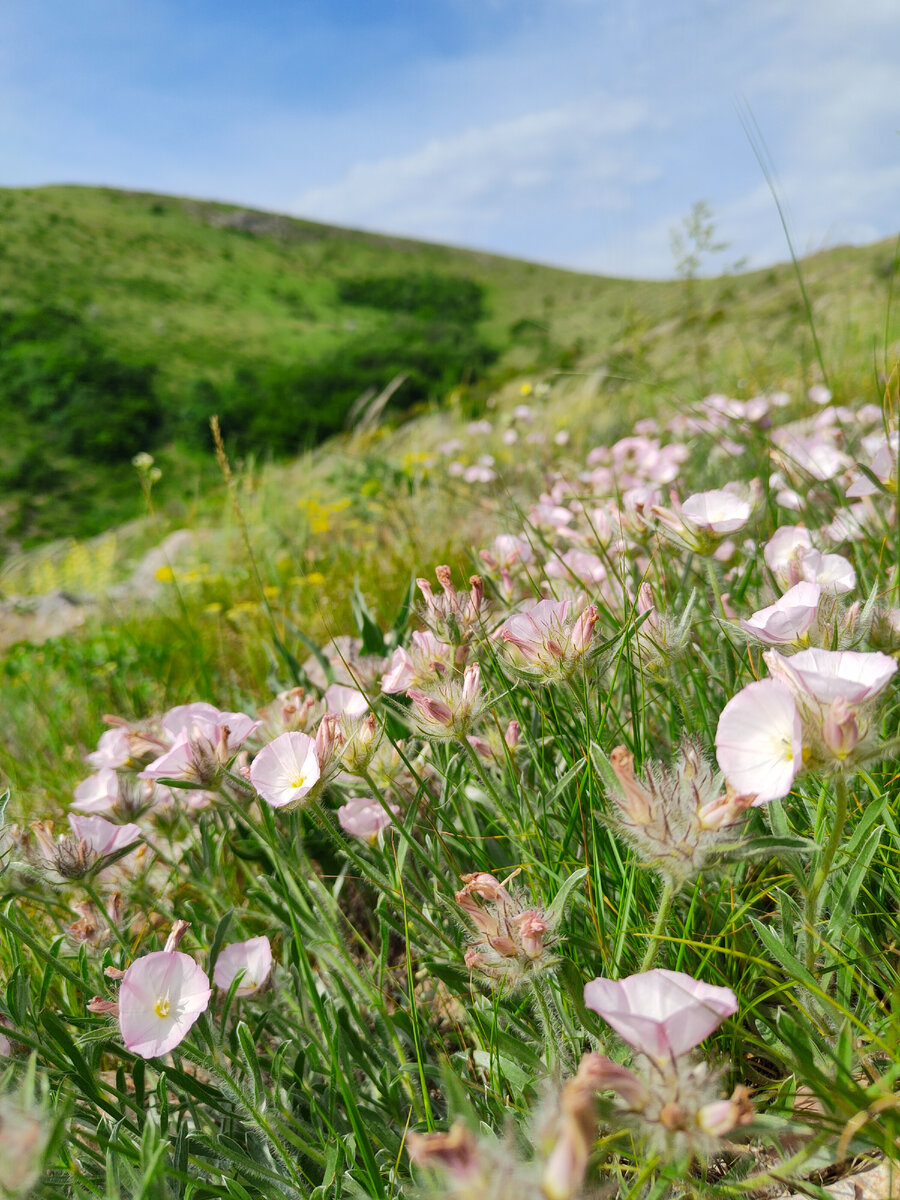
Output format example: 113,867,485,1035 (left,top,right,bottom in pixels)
336,272,486,324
